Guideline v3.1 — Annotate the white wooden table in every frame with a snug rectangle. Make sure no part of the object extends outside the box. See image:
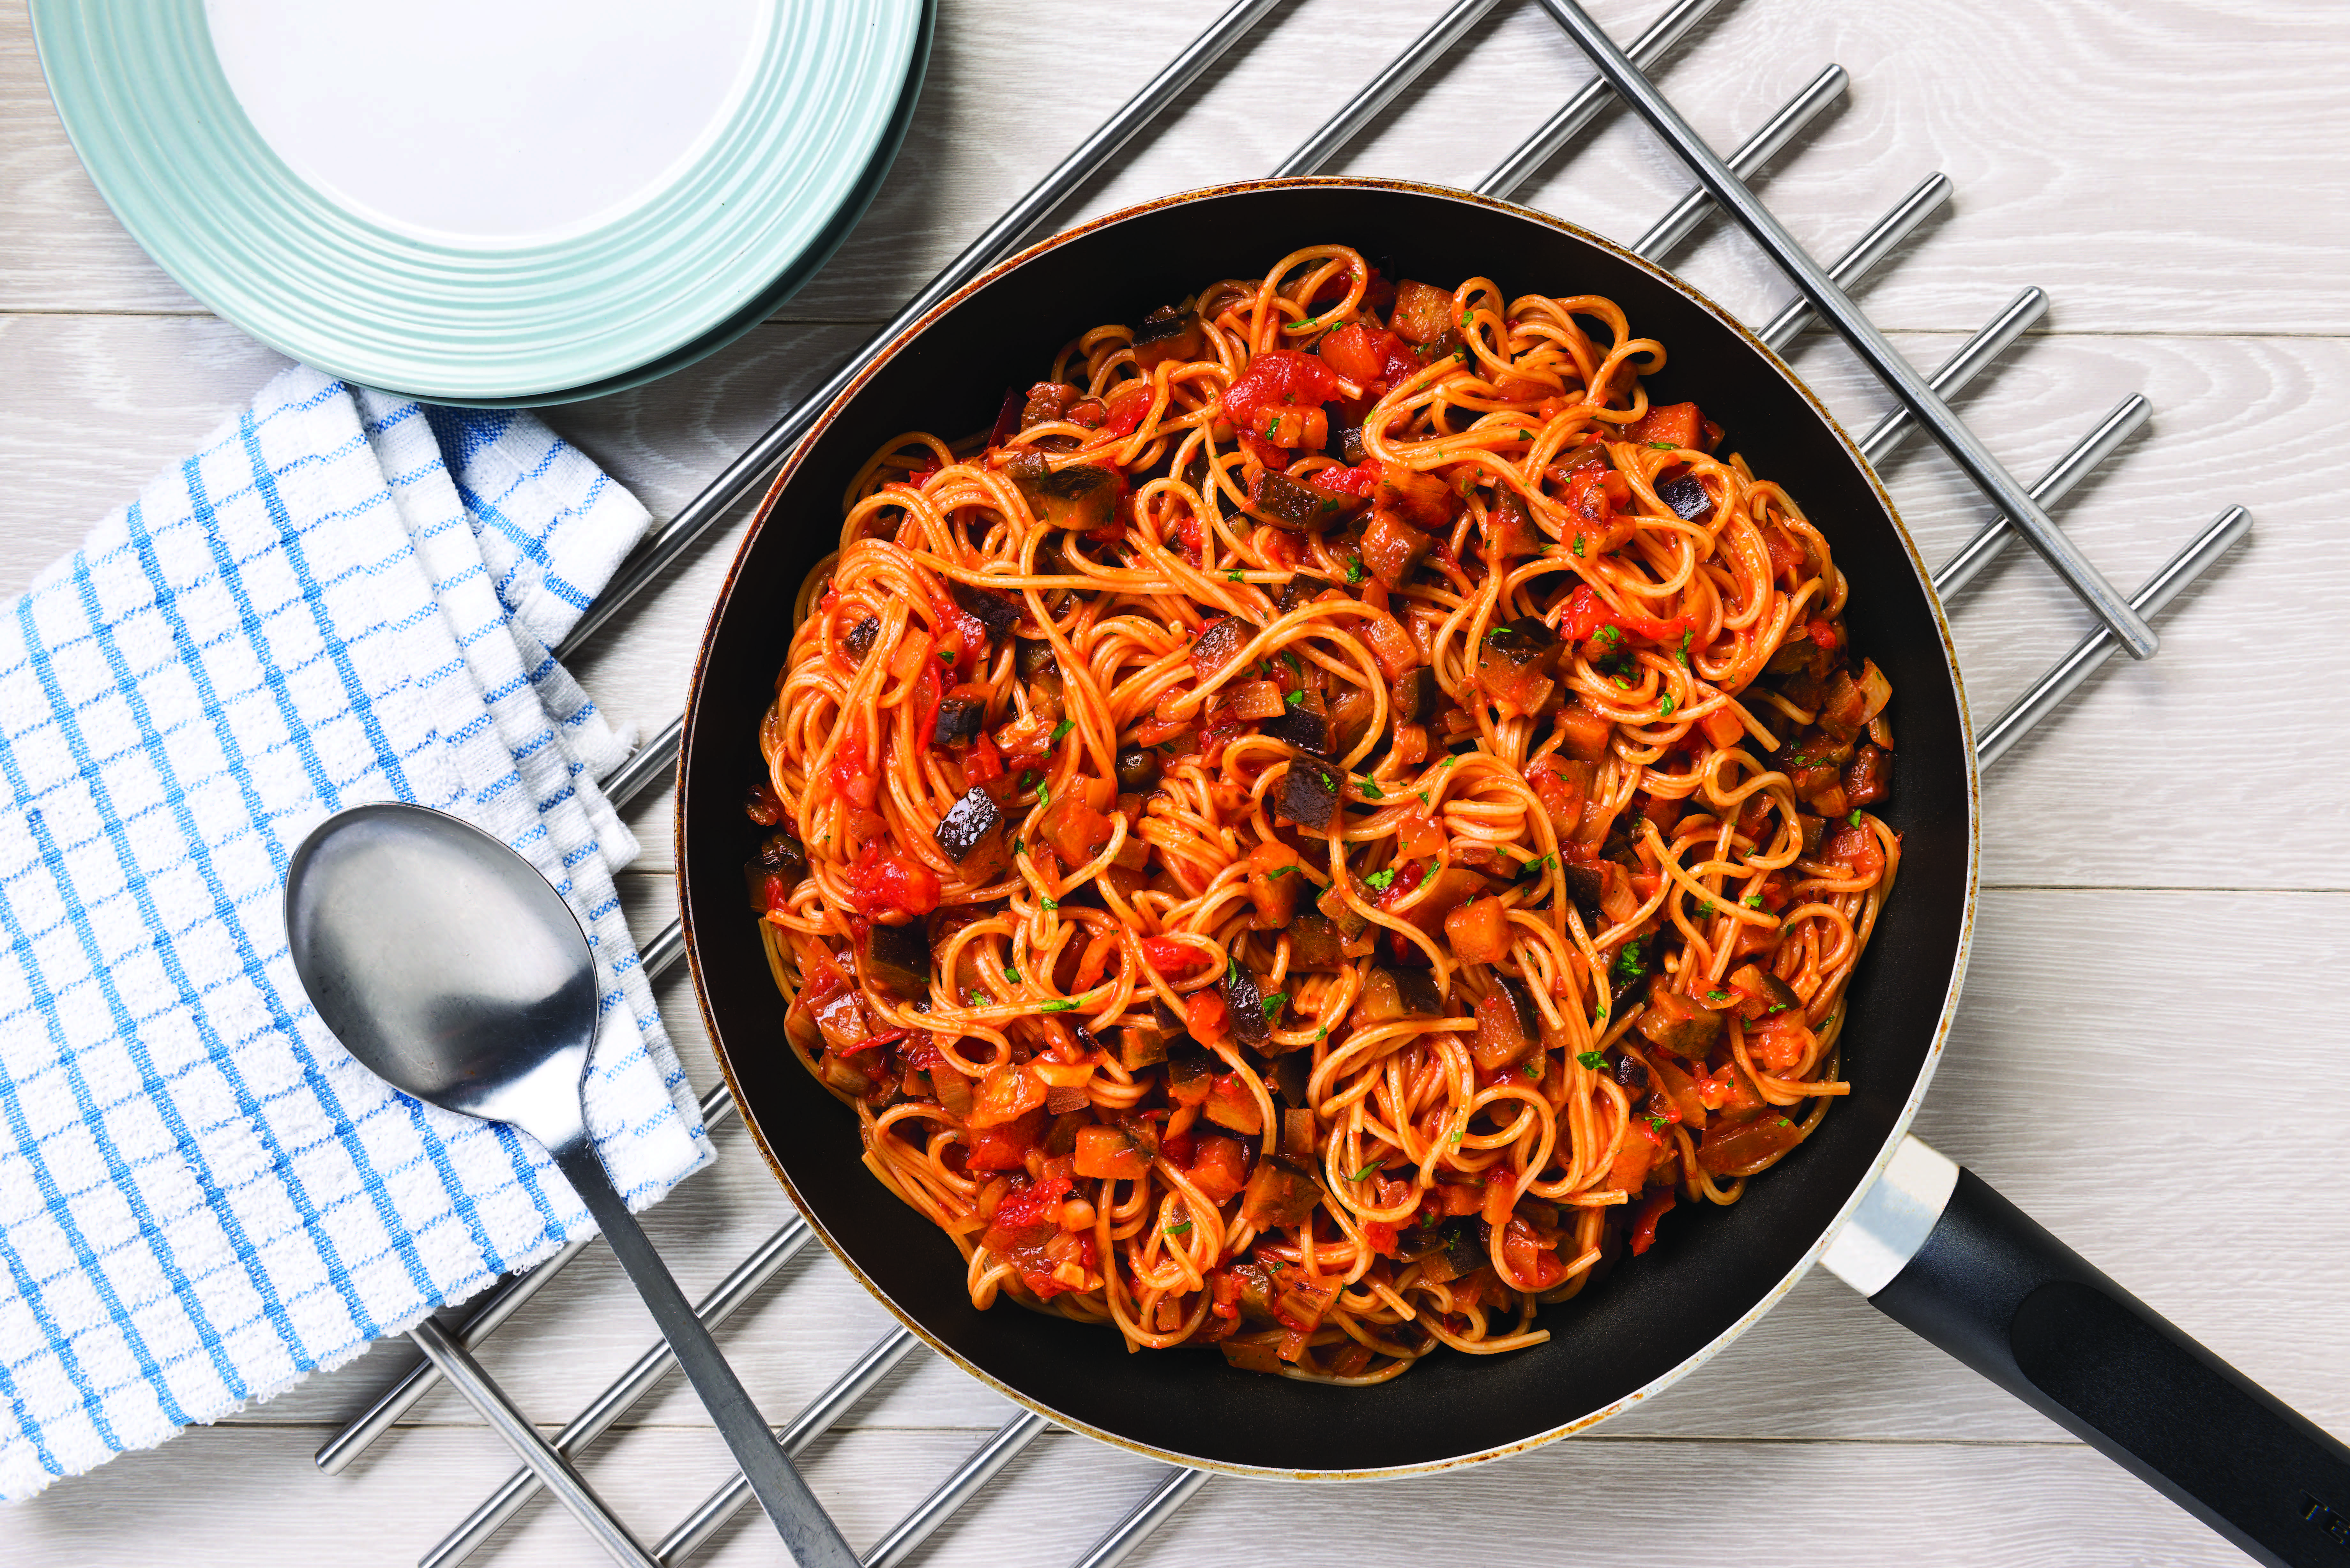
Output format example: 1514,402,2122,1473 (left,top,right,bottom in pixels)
5,1,2347,1562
